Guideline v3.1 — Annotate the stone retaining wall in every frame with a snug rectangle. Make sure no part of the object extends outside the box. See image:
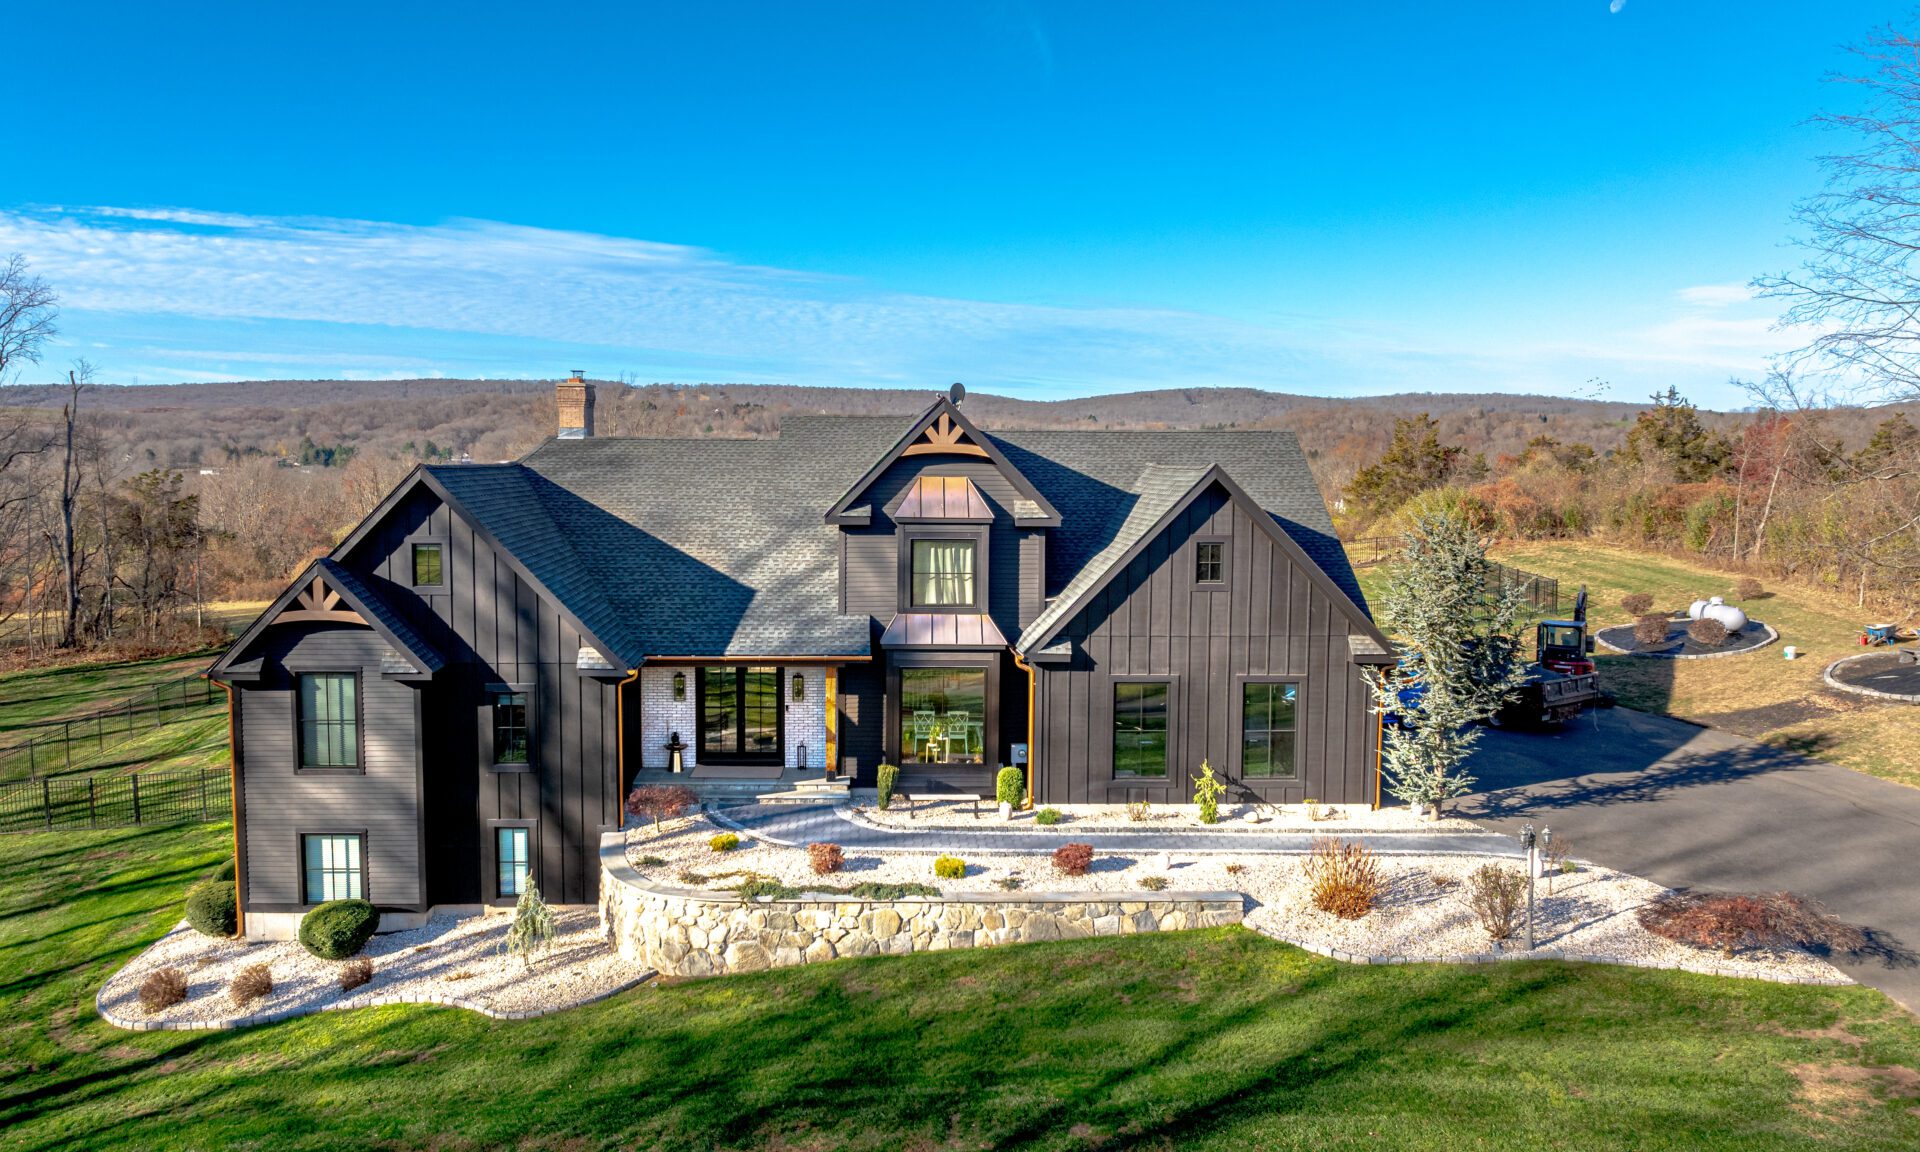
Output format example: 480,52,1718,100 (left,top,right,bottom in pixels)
597,834,1244,977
